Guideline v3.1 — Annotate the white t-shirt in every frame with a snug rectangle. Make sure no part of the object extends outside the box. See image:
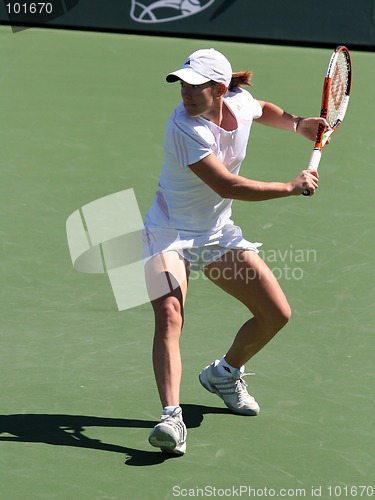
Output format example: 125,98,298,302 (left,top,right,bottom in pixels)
145,87,262,238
